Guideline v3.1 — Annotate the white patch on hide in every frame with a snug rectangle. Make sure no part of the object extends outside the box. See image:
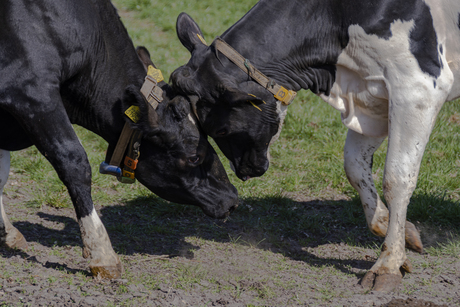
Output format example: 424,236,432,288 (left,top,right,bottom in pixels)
266,101,288,161
319,19,453,137
188,113,196,125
